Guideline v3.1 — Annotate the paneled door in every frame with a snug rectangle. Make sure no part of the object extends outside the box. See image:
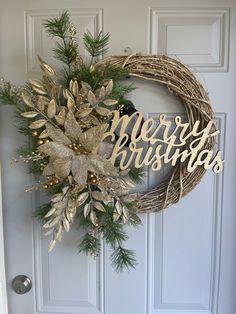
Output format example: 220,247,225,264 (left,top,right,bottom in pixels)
0,1,235,314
